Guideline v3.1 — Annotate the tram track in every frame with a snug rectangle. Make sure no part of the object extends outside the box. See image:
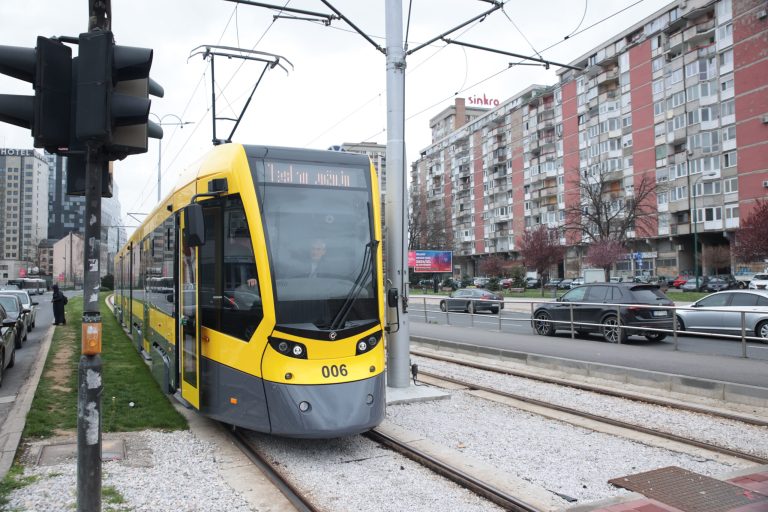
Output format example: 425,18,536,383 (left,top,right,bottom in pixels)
412,353,768,466
229,428,321,512
412,348,768,428
365,429,540,512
